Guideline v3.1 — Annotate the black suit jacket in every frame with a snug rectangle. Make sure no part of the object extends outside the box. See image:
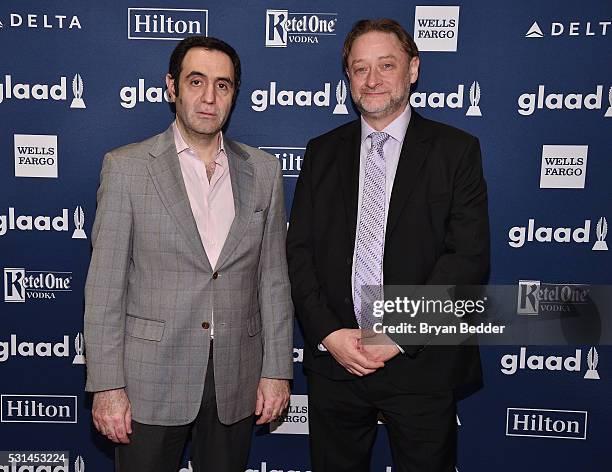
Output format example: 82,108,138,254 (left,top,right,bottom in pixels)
287,111,490,392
